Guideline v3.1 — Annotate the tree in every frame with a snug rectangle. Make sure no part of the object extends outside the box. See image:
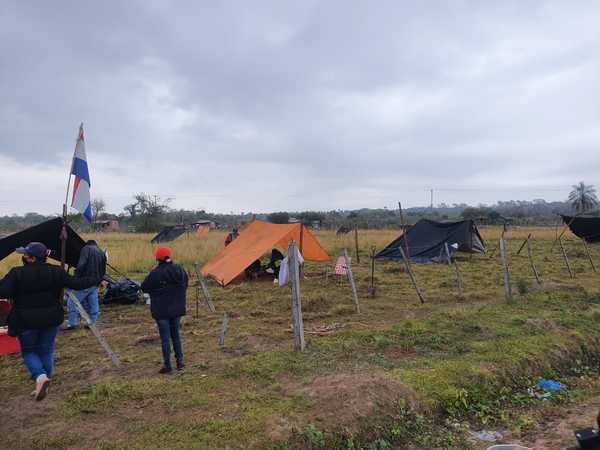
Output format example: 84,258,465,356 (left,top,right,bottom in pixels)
91,198,106,221
568,181,598,214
